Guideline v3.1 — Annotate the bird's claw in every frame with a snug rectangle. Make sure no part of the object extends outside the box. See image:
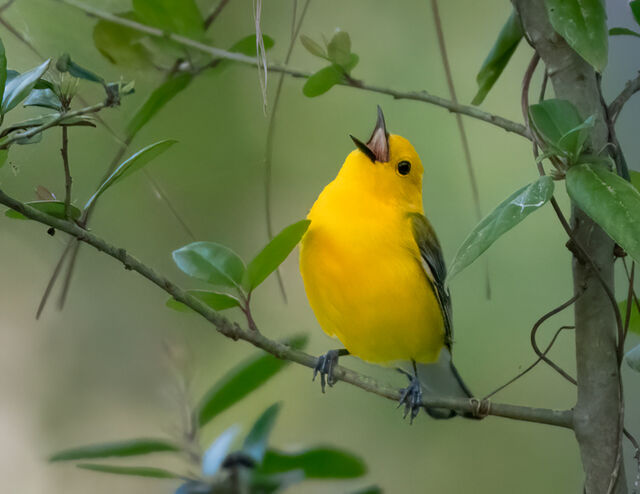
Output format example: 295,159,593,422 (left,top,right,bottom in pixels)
397,368,423,423
313,349,342,393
